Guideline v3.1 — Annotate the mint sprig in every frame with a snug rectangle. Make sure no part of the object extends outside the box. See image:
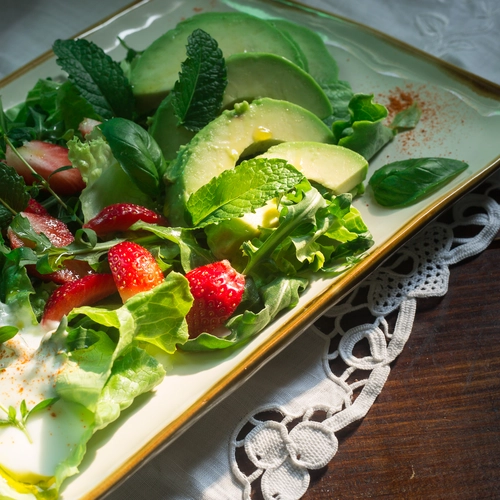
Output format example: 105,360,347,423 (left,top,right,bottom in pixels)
172,28,227,131
53,38,135,120
0,398,59,443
